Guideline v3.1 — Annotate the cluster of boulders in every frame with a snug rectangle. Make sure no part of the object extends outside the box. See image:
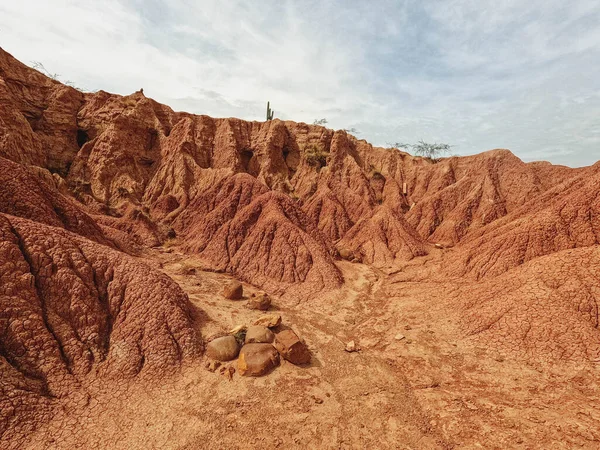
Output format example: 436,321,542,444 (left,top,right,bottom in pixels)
204,280,311,377
205,313,311,377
